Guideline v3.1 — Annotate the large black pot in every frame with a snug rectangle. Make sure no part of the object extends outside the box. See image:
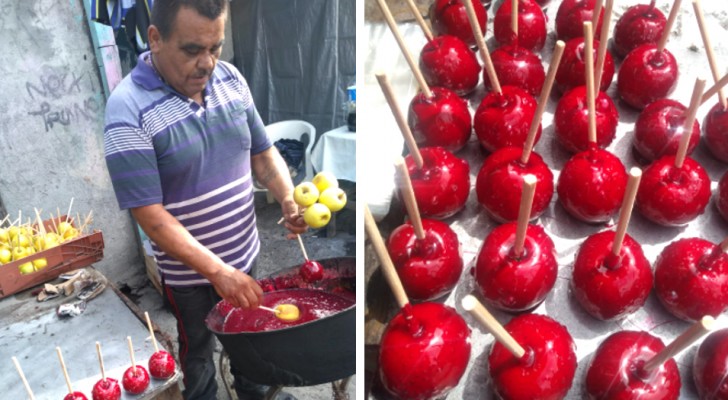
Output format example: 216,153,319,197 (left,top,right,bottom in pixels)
206,256,356,386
